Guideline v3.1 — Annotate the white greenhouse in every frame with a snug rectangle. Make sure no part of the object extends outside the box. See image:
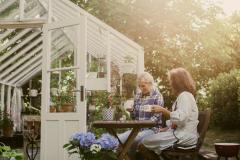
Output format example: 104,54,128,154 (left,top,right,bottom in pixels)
0,0,144,160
